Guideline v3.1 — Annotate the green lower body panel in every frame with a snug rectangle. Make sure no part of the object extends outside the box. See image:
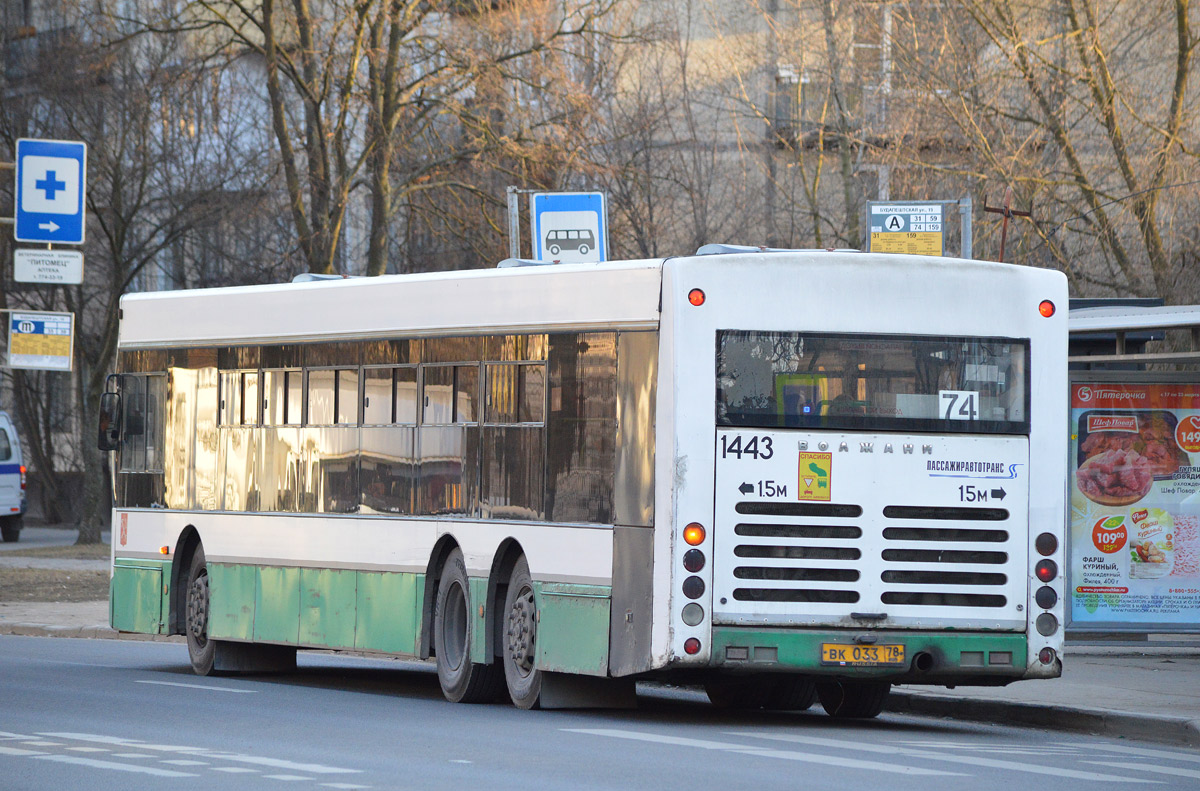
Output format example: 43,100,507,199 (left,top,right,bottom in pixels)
202,562,425,656
470,577,491,664
110,559,167,634
534,582,612,677
208,563,255,640
710,627,1029,682
356,572,422,655
255,566,301,644
300,568,358,649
